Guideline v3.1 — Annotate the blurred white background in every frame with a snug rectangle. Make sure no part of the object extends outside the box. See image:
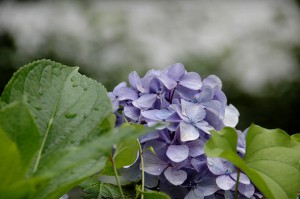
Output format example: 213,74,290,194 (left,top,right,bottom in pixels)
1,0,300,132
